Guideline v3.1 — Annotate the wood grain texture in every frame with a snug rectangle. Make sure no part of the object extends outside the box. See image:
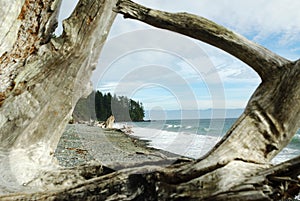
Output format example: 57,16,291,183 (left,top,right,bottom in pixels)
0,0,300,200
0,0,117,190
